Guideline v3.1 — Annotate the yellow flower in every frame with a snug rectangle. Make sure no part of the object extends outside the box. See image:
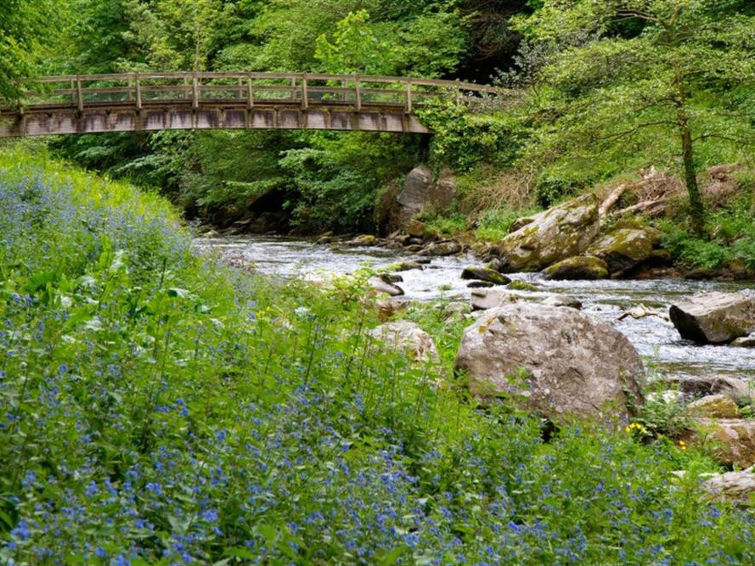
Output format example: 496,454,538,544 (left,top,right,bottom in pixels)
625,422,648,436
